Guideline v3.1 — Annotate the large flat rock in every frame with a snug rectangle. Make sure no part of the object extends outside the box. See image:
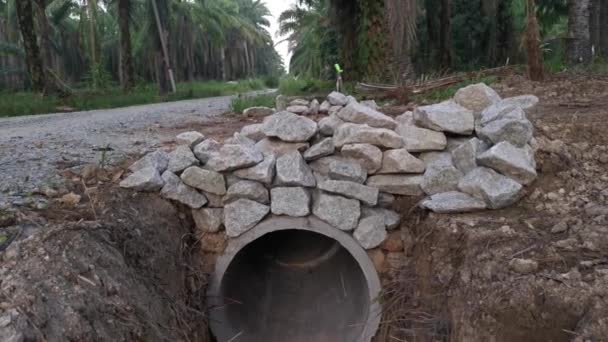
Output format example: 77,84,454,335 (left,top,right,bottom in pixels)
453,83,501,115
275,151,316,187
312,192,361,231
120,167,164,192
337,102,397,129
160,171,207,208
233,153,276,185
414,101,475,135
224,199,270,237
270,187,311,217
223,180,269,204
341,143,383,174
180,167,226,195
318,179,379,206
167,145,199,173
477,117,534,147
204,144,264,172
451,137,489,174
255,138,309,156
334,123,404,149
366,175,424,196
262,111,318,142
353,216,387,249
129,150,168,173
458,167,524,209
303,138,335,161
377,149,425,174
395,124,447,152
477,142,537,185
420,191,487,213
318,114,345,136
